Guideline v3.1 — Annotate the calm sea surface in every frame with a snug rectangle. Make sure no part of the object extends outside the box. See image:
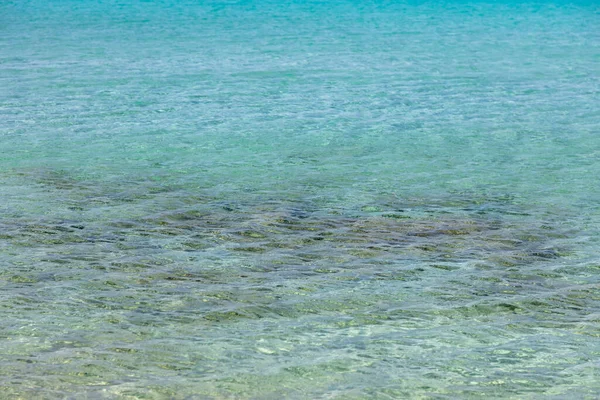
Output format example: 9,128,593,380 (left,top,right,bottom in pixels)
1,1,599,398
